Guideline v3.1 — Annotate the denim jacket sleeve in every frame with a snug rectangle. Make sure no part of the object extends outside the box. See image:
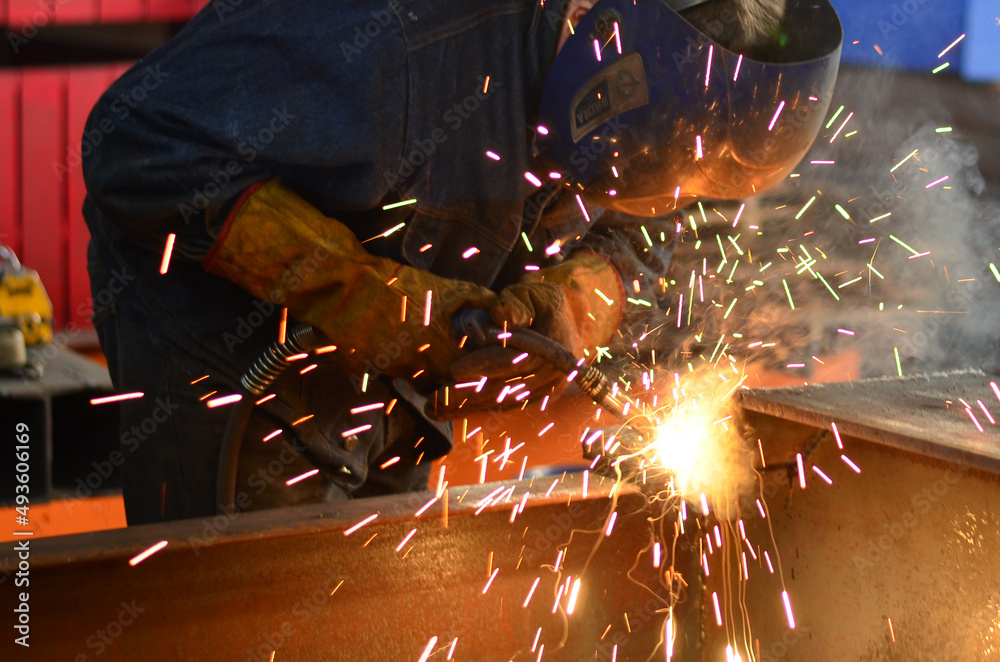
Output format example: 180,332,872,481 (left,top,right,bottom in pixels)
82,0,409,263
